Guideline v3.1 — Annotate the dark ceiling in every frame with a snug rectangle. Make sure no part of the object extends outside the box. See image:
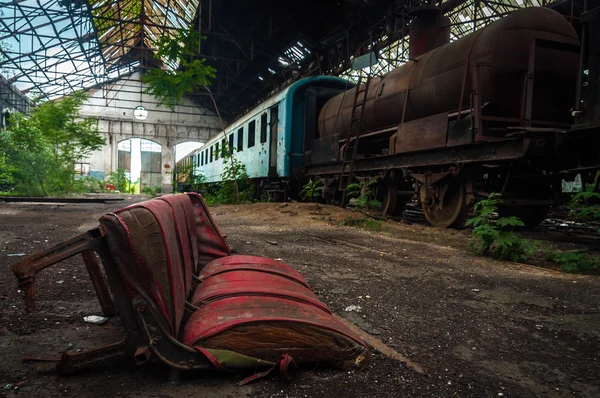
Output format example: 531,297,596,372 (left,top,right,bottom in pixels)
1,0,594,123
192,0,405,120
191,0,594,121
